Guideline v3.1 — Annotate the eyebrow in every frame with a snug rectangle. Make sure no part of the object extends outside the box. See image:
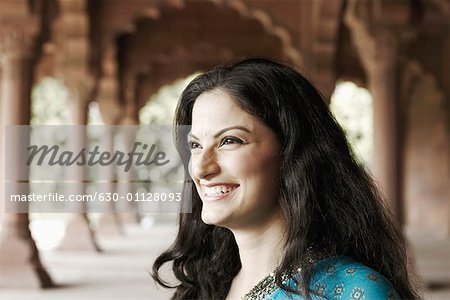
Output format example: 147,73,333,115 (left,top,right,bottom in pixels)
188,126,252,140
